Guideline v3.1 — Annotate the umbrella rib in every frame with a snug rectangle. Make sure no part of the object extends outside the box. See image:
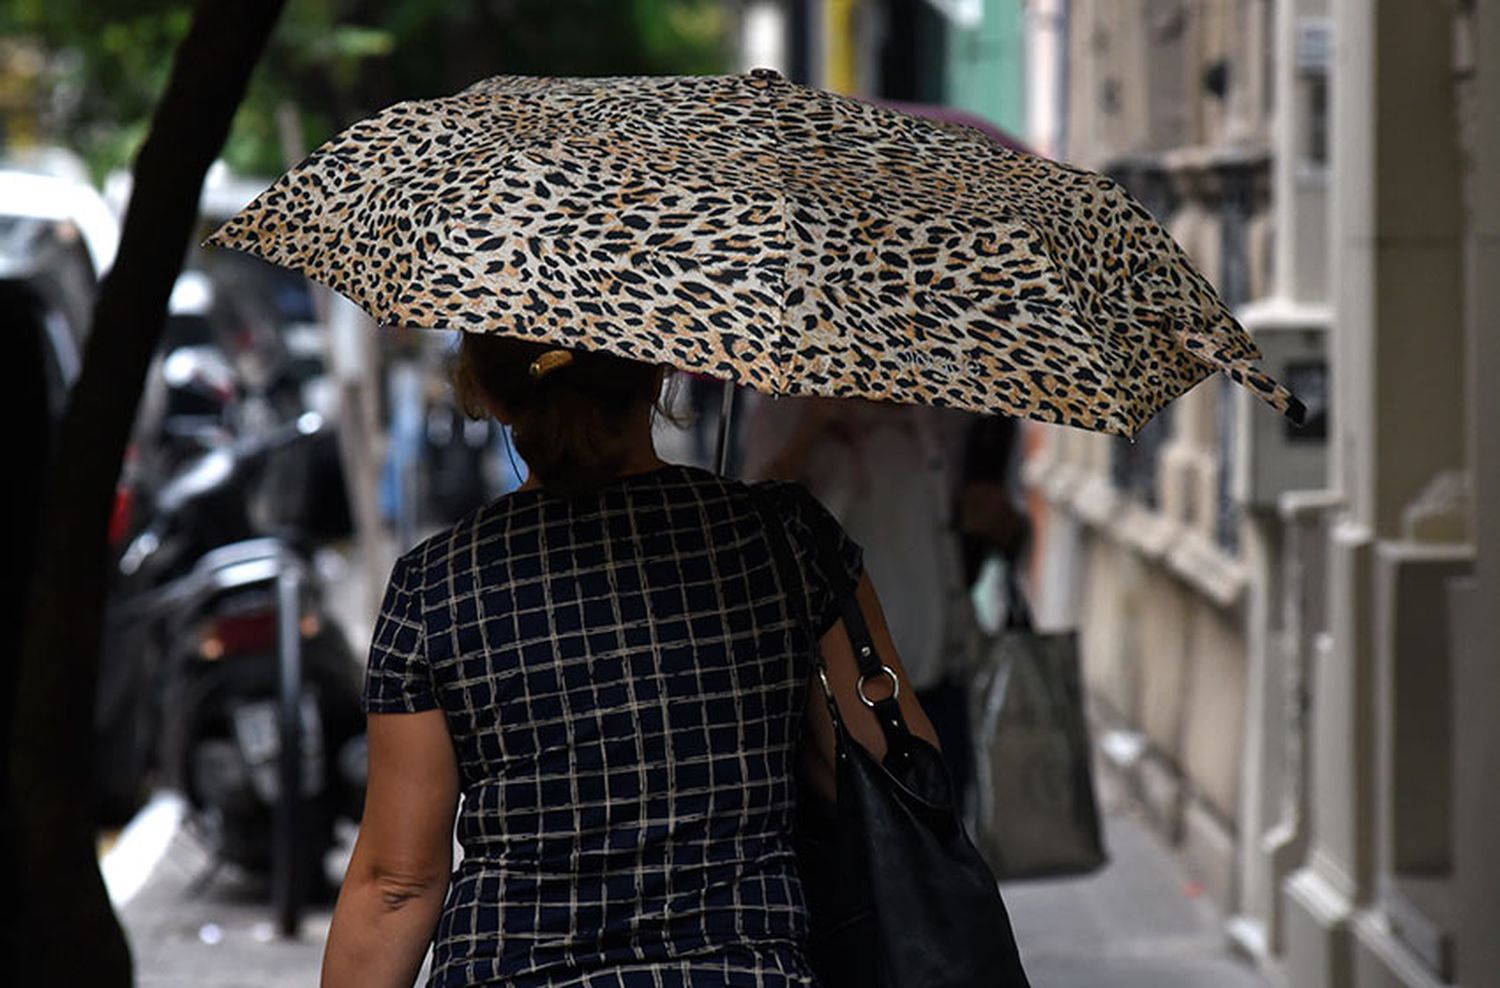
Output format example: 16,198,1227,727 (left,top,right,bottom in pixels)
981,222,1138,433
759,73,794,397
